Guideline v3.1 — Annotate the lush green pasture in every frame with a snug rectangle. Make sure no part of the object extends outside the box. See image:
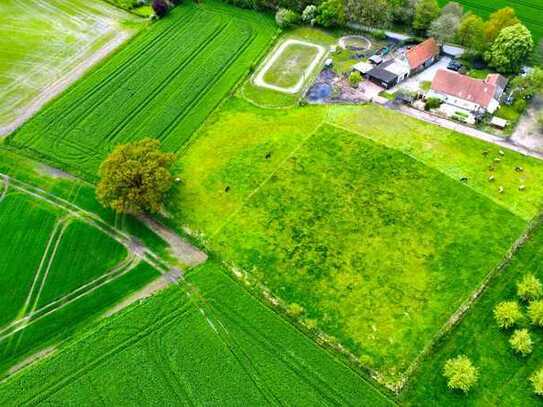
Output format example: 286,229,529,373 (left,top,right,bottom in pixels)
439,0,543,42
0,149,165,375
0,0,137,136
0,262,393,406
173,97,530,385
402,222,543,405
8,1,276,178
329,104,543,221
